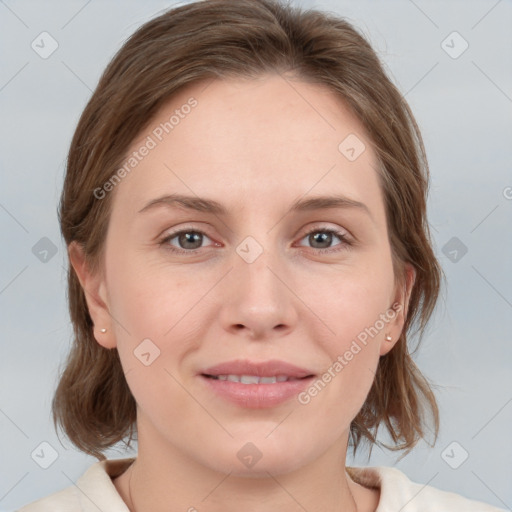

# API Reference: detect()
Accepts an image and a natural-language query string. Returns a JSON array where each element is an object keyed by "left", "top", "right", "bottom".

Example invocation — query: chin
[{"left": 201, "top": 437, "right": 317, "bottom": 477}]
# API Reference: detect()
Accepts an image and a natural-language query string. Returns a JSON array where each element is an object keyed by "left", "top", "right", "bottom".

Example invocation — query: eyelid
[
  {"left": 299, "top": 223, "right": 352, "bottom": 240},
  {"left": 294, "top": 225, "right": 353, "bottom": 252},
  {"left": 158, "top": 224, "right": 218, "bottom": 251}
]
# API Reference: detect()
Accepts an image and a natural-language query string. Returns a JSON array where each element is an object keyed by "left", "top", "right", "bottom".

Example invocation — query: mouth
[
  {"left": 201, "top": 374, "right": 314, "bottom": 384},
  {"left": 200, "top": 358, "right": 315, "bottom": 380},
  {"left": 198, "top": 360, "right": 316, "bottom": 408}
]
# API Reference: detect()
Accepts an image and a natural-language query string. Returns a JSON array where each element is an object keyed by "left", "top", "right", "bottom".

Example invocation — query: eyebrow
[{"left": 138, "top": 193, "right": 372, "bottom": 219}]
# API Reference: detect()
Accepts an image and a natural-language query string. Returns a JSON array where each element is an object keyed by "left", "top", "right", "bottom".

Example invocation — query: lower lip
[{"left": 200, "top": 375, "right": 315, "bottom": 408}]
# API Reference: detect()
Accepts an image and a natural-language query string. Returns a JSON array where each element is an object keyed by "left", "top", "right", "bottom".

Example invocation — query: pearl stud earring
[
  {"left": 385, "top": 334, "right": 392, "bottom": 342},
  {"left": 100, "top": 328, "right": 107, "bottom": 333}
]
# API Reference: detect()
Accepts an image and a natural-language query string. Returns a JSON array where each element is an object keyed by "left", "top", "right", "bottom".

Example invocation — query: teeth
[
  {"left": 240, "top": 375, "right": 260, "bottom": 384},
  {"left": 211, "top": 374, "right": 297, "bottom": 384}
]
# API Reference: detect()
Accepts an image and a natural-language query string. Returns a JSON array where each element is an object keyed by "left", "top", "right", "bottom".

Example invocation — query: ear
[
  {"left": 379, "top": 263, "right": 416, "bottom": 356},
  {"left": 68, "top": 241, "right": 117, "bottom": 349}
]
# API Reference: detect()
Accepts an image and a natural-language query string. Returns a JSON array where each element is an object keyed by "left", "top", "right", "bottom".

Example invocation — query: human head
[{"left": 54, "top": 0, "right": 441, "bottom": 462}]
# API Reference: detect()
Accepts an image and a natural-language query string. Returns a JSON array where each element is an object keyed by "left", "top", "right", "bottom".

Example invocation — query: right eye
[{"left": 159, "top": 228, "right": 218, "bottom": 254}]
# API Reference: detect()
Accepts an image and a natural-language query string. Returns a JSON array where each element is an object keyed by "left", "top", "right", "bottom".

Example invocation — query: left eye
[{"left": 297, "top": 228, "right": 351, "bottom": 253}]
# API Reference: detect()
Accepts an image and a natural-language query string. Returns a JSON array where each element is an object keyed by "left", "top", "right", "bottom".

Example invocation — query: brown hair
[{"left": 54, "top": 0, "right": 442, "bottom": 461}]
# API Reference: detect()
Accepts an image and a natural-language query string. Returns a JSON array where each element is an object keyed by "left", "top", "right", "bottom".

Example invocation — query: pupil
[
  {"left": 311, "top": 232, "right": 330, "bottom": 248},
  {"left": 180, "top": 232, "right": 202, "bottom": 249}
]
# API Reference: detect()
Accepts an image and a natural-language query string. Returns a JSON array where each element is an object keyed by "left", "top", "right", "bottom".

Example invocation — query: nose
[{"left": 218, "top": 241, "right": 298, "bottom": 340}]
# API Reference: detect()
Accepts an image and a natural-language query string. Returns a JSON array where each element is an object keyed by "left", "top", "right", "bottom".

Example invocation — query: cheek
[
  {"left": 304, "top": 257, "right": 395, "bottom": 395},
  {"left": 301, "top": 255, "right": 396, "bottom": 340},
  {"left": 104, "top": 247, "right": 215, "bottom": 382},
  {"left": 105, "top": 246, "right": 189, "bottom": 334},
  {"left": 103, "top": 253, "right": 200, "bottom": 411}
]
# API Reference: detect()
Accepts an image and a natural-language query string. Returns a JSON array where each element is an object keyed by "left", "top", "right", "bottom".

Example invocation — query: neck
[{"left": 121, "top": 422, "right": 361, "bottom": 512}]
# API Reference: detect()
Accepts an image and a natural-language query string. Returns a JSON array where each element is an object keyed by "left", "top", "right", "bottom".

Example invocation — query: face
[{"left": 72, "top": 73, "right": 413, "bottom": 476}]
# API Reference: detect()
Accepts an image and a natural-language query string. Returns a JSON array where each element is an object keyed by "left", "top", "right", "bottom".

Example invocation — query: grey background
[{"left": 1, "top": 0, "right": 511, "bottom": 510}]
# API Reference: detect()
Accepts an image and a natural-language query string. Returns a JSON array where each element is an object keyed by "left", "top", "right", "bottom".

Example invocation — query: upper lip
[{"left": 201, "top": 359, "right": 315, "bottom": 378}]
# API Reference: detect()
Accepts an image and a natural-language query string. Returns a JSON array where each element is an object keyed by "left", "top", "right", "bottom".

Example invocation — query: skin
[{"left": 70, "top": 73, "right": 415, "bottom": 512}]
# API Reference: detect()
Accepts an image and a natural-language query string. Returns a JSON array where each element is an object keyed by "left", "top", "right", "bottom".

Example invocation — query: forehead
[{"left": 113, "top": 73, "right": 384, "bottom": 221}]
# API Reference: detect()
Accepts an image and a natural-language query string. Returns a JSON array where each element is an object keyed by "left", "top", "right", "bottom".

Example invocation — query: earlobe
[
  {"left": 380, "top": 332, "right": 397, "bottom": 356},
  {"left": 68, "top": 241, "right": 117, "bottom": 349},
  {"left": 379, "top": 263, "right": 416, "bottom": 356}
]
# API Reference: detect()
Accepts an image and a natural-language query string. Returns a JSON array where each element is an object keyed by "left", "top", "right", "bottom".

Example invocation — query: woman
[{"left": 18, "top": 0, "right": 506, "bottom": 510}]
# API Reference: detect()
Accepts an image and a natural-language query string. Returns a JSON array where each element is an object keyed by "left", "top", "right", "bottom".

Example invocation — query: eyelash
[{"left": 158, "top": 226, "right": 353, "bottom": 256}]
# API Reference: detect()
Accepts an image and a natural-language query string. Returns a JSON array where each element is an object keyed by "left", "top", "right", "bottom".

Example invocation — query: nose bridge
[
  {"left": 219, "top": 225, "right": 297, "bottom": 336},
  {"left": 232, "top": 208, "right": 280, "bottom": 274},
  {"left": 234, "top": 230, "right": 285, "bottom": 302}
]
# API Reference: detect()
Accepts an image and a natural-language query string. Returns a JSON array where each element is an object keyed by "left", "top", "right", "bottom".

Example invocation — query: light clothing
[{"left": 17, "top": 457, "right": 506, "bottom": 511}]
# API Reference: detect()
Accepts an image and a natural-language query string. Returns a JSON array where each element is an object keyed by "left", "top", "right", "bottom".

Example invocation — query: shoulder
[
  {"left": 16, "top": 457, "right": 135, "bottom": 512},
  {"left": 347, "top": 465, "right": 507, "bottom": 512},
  {"left": 17, "top": 486, "right": 78, "bottom": 512}
]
